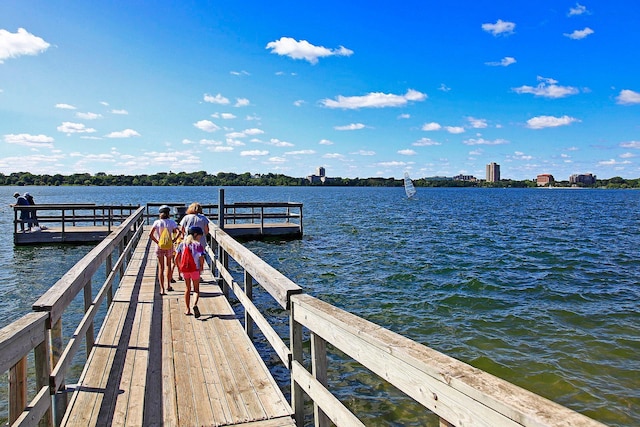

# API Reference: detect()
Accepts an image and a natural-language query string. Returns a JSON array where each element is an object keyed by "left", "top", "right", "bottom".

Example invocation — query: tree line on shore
[{"left": 2, "top": 171, "right": 639, "bottom": 189}]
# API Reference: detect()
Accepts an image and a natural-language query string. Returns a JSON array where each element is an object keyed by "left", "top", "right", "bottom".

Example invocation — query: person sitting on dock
[
  {"left": 176, "top": 226, "right": 205, "bottom": 317},
  {"left": 12, "top": 192, "right": 30, "bottom": 232},
  {"left": 150, "top": 205, "right": 180, "bottom": 295}
]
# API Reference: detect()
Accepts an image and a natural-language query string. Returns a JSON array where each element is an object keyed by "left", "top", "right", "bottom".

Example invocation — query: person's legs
[
  {"left": 165, "top": 253, "right": 173, "bottom": 290},
  {"left": 184, "top": 277, "right": 192, "bottom": 314},
  {"left": 157, "top": 254, "right": 166, "bottom": 294}
]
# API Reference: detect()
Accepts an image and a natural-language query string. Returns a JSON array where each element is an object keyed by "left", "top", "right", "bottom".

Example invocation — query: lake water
[{"left": 1, "top": 186, "right": 638, "bottom": 426}]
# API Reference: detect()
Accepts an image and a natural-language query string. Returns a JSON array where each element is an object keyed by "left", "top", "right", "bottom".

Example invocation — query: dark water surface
[{"left": 1, "top": 186, "right": 638, "bottom": 426}]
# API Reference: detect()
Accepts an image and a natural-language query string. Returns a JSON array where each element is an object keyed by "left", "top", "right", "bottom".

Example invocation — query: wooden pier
[{"left": 1, "top": 206, "right": 607, "bottom": 426}]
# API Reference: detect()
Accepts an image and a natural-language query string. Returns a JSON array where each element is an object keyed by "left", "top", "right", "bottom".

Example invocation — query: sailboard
[{"left": 404, "top": 172, "right": 417, "bottom": 199}]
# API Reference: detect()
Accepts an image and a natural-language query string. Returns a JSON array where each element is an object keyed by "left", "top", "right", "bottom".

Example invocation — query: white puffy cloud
[
  {"left": 526, "top": 115, "right": 580, "bottom": 129},
  {"left": 445, "top": 126, "right": 465, "bottom": 134},
  {"left": 481, "top": 19, "right": 516, "bottom": 36},
  {"left": 240, "top": 150, "right": 269, "bottom": 156},
  {"left": 285, "top": 150, "right": 316, "bottom": 155},
  {"left": 351, "top": 150, "right": 375, "bottom": 156},
  {"left": 57, "top": 122, "right": 97, "bottom": 134},
  {"left": 235, "top": 98, "right": 250, "bottom": 107},
  {"left": 598, "top": 159, "right": 631, "bottom": 166},
  {"left": 322, "top": 89, "right": 426, "bottom": 109},
  {"left": 0, "top": 28, "right": 50, "bottom": 63},
  {"left": 377, "top": 161, "right": 409, "bottom": 167},
  {"left": 616, "top": 90, "right": 640, "bottom": 105},
  {"left": 413, "top": 138, "right": 441, "bottom": 146},
  {"left": 266, "top": 37, "right": 353, "bottom": 64},
  {"left": 422, "top": 122, "right": 442, "bottom": 131},
  {"left": 398, "top": 149, "right": 417, "bottom": 156},
  {"left": 564, "top": 27, "right": 594, "bottom": 40},
  {"left": 4, "top": 133, "right": 54, "bottom": 147},
  {"left": 204, "top": 93, "right": 230, "bottom": 104},
  {"left": 323, "top": 153, "right": 345, "bottom": 159},
  {"left": 513, "top": 76, "right": 579, "bottom": 98},
  {"left": 485, "top": 56, "right": 516, "bottom": 67},
  {"left": 55, "top": 103, "right": 77, "bottom": 110},
  {"left": 210, "top": 146, "right": 234, "bottom": 152},
  {"left": 319, "top": 139, "right": 334, "bottom": 145},
  {"left": 75, "top": 112, "right": 102, "bottom": 120},
  {"left": 334, "top": 123, "right": 366, "bottom": 131},
  {"left": 463, "top": 138, "right": 509, "bottom": 146},
  {"left": 106, "top": 129, "right": 141, "bottom": 138},
  {"left": 212, "top": 113, "right": 236, "bottom": 119},
  {"left": 568, "top": 3, "right": 589, "bottom": 16},
  {"left": 467, "top": 117, "right": 488, "bottom": 128},
  {"left": 194, "top": 120, "right": 221, "bottom": 132},
  {"left": 268, "top": 138, "right": 294, "bottom": 147},
  {"left": 111, "top": 109, "right": 129, "bottom": 115},
  {"left": 620, "top": 141, "right": 640, "bottom": 148}
]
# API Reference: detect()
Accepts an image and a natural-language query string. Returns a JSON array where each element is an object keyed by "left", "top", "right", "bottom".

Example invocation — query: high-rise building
[
  {"left": 317, "top": 166, "right": 325, "bottom": 177},
  {"left": 486, "top": 162, "right": 500, "bottom": 182}
]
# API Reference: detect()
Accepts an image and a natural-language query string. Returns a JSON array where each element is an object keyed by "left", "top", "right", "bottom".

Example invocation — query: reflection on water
[{"left": 0, "top": 186, "right": 638, "bottom": 426}]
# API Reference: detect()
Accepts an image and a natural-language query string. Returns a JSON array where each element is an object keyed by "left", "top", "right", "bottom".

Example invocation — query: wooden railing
[
  {"left": 206, "top": 222, "right": 606, "bottom": 427},
  {"left": 11, "top": 204, "right": 139, "bottom": 234},
  {"left": 0, "top": 206, "right": 145, "bottom": 426}
]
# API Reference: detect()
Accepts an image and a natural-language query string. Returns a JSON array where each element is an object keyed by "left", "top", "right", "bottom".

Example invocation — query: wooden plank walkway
[{"left": 61, "top": 229, "right": 295, "bottom": 426}]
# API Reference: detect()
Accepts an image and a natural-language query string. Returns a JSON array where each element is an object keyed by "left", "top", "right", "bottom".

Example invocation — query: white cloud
[
  {"left": 422, "top": 122, "right": 442, "bottom": 131},
  {"left": 111, "top": 109, "right": 129, "bottom": 115},
  {"left": 513, "top": 76, "right": 579, "bottom": 98},
  {"left": 467, "top": 117, "right": 488, "bottom": 128},
  {"left": 438, "top": 83, "right": 451, "bottom": 92},
  {"left": 351, "top": 150, "right": 375, "bottom": 156},
  {"left": 0, "top": 28, "right": 50, "bottom": 63},
  {"left": 398, "top": 113, "right": 410, "bottom": 119},
  {"left": 321, "top": 89, "right": 426, "bottom": 109},
  {"left": 598, "top": 159, "right": 631, "bottom": 166},
  {"left": 293, "top": 100, "right": 305, "bottom": 107},
  {"left": 510, "top": 151, "right": 533, "bottom": 160},
  {"left": 268, "top": 138, "right": 294, "bottom": 147},
  {"left": 620, "top": 141, "right": 640, "bottom": 148},
  {"left": 194, "top": 120, "right": 221, "bottom": 132},
  {"left": 285, "top": 150, "right": 316, "bottom": 155},
  {"left": 319, "top": 139, "right": 334, "bottom": 145},
  {"left": 230, "top": 70, "right": 250, "bottom": 76},
  {"left": 568, "top": 3, "right": 589, "bottom": 16},
  {"left": 485, "top": 56, "right": 516, "bottom": 67},
  {"left": 235, "top": 98, "right": 250, "bottom": 107},
  {"left": 616, "top": 89, "right": 640, "bottom": 105},
  {"left": 210, "top": 146, "right": 234, "bottom": 152},
  {"left": 323, "top": 153, "right": 345, "bottom": 159},
  {"left": 266, "top": 37, "right": 353, "bottom": 64},
  {"left": 57, "top": 122, "right": 97, "bottom": 134},
  {"left": 106, "top": 129, "right": 140, "bottom": 138},
  {"left": 413, "top": 137, "right": 441, "bottom": 146},
  {"left": 377, "top": 161, "right": 408, "bottom": 167},
  {"left": 226, "top": 128, "right": 264, "bottom": 139},
  {"left": 526, "top": 115, "right": 580, "bottom": 129},
  {"left": 620, "top": 152, "right": 635, "bottom": 158},
  {"left": 240, "top": 150, "right": 269, "bottom": 156},
  {"left": 463, "top": 138, "right": 509, "bottom": 146},
  {"left": 445, "top": 126, "right": 465, "bottom": 134},
  {"left": 55, "top": 103, "right": 77, "bottom": 110},
  {"left": 4, "top": 133, "right": 54, "bottom": 147},
  {"left": 204, "top": 93, "right": 230, "bottom": 104},
  {"left": 398, "top": 149, "right": 417, "bottom": 156},
  {"left": 481, "top": 19, "right": 516, "bottom": 36},
  {"left": 75, "top": 112, "right": 102, "bottom": 120},
  {"left": 564, "top": 27, "right": 594, "bottom": 40},
  {"left": 335, "top": 123, "right": 366, "bottom": 131}
]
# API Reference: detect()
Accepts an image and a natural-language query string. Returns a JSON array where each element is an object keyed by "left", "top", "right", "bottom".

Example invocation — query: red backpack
[{"left": 179, "top": 245, "right": 197, "bottom": 273}]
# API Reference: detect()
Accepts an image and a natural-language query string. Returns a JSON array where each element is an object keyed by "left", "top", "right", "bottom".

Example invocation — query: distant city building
[
  {"left": 486, "top": 162, "right": 500, "bottom": 182},
  {"left": 307, "top": 166, "right": 329, "bottom": 184},
  {"left": 536, "top": 174, "right": 555, "bottom": 186},
  {"left": 453, "top": 174, "right": 477, "bottom": 182},
  {"left": 425, "top": 176, "right": 453, "bottom": 181},
  {"left": 570, "top": 173, "right": 596, "bottom": 186}
]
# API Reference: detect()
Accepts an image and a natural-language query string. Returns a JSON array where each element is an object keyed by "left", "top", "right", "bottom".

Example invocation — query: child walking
[{"left": 176, "top": 226, "right": 205, "bottom": 317}]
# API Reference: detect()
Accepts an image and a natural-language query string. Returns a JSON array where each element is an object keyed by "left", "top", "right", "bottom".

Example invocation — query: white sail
[{"left": 404, "top": 172, "right": 416, "bottom": 199}]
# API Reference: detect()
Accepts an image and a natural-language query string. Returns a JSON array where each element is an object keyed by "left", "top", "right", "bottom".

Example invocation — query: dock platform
[{"left": 62, "top": 230, "right": 294, "bottom": 426}]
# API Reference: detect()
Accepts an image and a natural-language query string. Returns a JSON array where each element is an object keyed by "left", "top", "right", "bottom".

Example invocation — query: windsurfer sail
[{"left": 404, "top": 172, "right": 416, "bottom": 199}]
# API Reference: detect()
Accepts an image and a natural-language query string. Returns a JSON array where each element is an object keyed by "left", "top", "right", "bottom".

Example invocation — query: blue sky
[{"left": 1, "top": 1, "right": 639, "bottom": 180}]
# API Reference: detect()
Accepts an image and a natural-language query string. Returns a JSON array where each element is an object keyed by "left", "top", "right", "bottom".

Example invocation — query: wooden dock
[
  {"left": 2, "top": 205, "right": 608, "bottom": 427},
  {"left": 62, "top": 229, "right": 294, "bottom": 426}
]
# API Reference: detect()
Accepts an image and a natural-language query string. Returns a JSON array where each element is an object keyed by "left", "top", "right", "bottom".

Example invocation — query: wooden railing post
[
  {"left": 35, "top": 332, "right": 53, "bottom": 427},
  {"left": 106, "top": 254, "right": 114, "bottom": 304},
  {"left": 218, "top": 188, "right": 225, "bottom": 229},
  {"left": 290, "top": 303, "right": 304, "bottom": 426},
  {"left": 260, "top": 206, "right": 264, "bottom": 235},
  {"left": 222, "top": 250, "right": 229, "bottom": 297},
  {"left": 9, "top": 356, "right": 27, "bottom": 424},
  {"left": 83, "top": 279, "right": 95, "bottom": 354},
  {"left": 51, "top": 318, "right": 67, "bottom": 426},
  {"left": 311, "top": 333, "right": 330, "bottom": 427},
  {"left": 244, "top": 271, "right": 254, "bottom": 339}
]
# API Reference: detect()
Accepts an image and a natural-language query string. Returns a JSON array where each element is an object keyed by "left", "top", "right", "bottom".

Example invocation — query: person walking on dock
[
  {"left": 150, "top": 205, "right": 180, "bottom": 295},
  {"left": 176, "top": 226, "right": 205, "bottom": 317},
  {"left": 179, "top": 202, "right": 209, "bottom": 247}
]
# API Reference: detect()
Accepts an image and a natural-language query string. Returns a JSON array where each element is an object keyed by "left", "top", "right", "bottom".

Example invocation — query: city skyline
[{"left": 1, "top": 1, "right": 639, "bottom": 180}]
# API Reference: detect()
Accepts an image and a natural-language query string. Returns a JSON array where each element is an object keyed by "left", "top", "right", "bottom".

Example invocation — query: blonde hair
[
  {"left": 186, "top": 202, "right": 203, "bottom": 215},
  {"left": 183, "top": 234, "right": 196, "bottom": 245}
]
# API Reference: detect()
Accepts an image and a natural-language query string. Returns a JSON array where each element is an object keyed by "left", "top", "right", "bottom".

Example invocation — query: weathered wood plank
[{"left": 0, "top": 312, "right": 48, "bottom": 374}]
